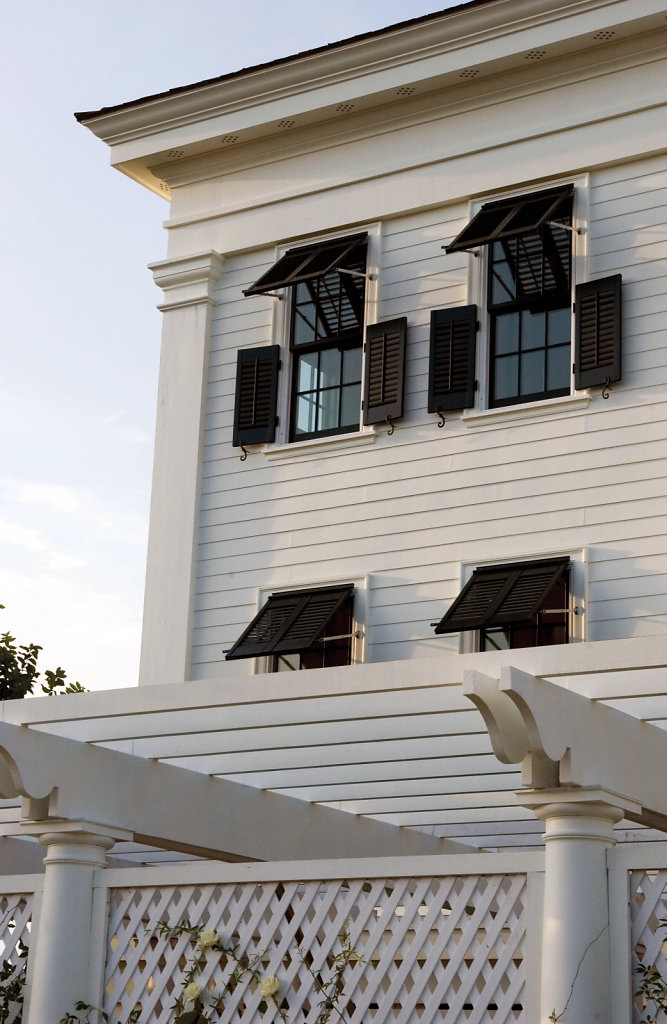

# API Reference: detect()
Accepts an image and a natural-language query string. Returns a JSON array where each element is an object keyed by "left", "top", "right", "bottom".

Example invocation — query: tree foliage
[{"left": 0, "top": 605, "right": 85, "bottom": 699}]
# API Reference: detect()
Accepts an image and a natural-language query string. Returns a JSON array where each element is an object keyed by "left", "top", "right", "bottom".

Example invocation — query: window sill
[
  {"left": 461, "top": 392, "right": 592, "bottom": 429},
  {"left": 263, "top": 429, "right": 377, "bottom": 462}
]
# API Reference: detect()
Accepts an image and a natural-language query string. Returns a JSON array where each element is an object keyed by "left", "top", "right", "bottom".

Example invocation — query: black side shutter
[
  {"left": 232, "top": 346, "right": 280, "bottom": 447},
  {"left": 574, "top": 275, "right": 622, "bottom": 390},
  {"left": 428, "top": 305, "right": 477, "bottom": 412},
  {"left": 362, "top": 317, "right": 407, "bottom": 426}
]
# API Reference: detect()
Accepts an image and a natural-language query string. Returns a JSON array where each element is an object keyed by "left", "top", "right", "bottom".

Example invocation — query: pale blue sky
[{"left": 1, "top": 1, "right": 455, "bottom": 690}]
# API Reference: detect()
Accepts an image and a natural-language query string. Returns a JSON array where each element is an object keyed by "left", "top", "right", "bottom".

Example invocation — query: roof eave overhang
[{"left": 77, "top": 0, "right": 665, "bottom": 198}]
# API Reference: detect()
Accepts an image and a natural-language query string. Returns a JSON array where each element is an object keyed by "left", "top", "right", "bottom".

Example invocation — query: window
[
  {"left": 225, "top": 584, "right": 355, "bottom": 671},
  {"left": 433, "top": 185, "right": 623, "bottom": 414},
  {"left": 434, "top": 557, "right": 571, "bottom": 650},
  {"left": 236, "top": 233, "right": 407, "bottom": 447}
]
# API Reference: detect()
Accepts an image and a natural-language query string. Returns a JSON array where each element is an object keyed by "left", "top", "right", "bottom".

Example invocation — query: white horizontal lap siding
[{"left": 193, "top": 165, "right": 667, "bottom": 677}]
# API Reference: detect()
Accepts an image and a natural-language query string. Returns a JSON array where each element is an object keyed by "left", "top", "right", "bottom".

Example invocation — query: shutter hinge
[
  {"left": 475, "top": 321, "right": 480, "bottom": 332},
  {"left": 474, "top": 380, "right": 479, "bottom": 392},
  {"left": 572, "top": 363, "right": 575, "bottom": 375},
  {"left": 572, "top": 302, "right": 576, "bottom": 313}
]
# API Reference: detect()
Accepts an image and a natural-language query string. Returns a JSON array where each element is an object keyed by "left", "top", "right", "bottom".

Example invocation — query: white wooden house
[{"left": 2, "top": 1, "right": 667, "bottom": 1021}]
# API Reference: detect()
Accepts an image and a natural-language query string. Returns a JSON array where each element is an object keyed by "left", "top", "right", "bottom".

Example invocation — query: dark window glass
[{"left": 290, "top": 244, "right": 366, "bottom": 440}]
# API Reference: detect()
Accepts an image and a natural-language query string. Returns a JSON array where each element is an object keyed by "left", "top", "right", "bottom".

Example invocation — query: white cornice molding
[
  {"left": 149, "top": 250, "right": 224, "bottom": 308},
  {"left": 81, "top": 0, "right": 666, "bottom": 159}
]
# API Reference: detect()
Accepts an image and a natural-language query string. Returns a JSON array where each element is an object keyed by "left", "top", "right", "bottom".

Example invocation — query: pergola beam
[{"left": 0, "top": 721, "right": 469, "bottom": 860}]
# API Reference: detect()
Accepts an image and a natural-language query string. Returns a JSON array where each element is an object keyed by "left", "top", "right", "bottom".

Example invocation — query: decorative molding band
[{"left": 149, "top": 250, "right": 225, "bottom": 308}]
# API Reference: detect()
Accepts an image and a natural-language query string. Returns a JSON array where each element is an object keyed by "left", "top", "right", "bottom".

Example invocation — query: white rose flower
[
  {"left": 183, "top": 981, "right": 202, "bottom": 1003},
  {"left": 260, "top": 974, "right": 281, "bottom": 998},
  {"left": 196, "top": 928, "right": 219, "bottom": 950}
]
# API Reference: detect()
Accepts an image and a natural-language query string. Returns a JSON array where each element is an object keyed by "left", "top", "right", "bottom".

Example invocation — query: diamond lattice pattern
[
  {"left": 0, "top": 893, "right": 32, "bottom": 1024},
  {"left": 630, "top": 869, "right": 667, "bottom": 1022},
  {"left": 104, "top": 874, "right": 527, "bottom": 1023}
]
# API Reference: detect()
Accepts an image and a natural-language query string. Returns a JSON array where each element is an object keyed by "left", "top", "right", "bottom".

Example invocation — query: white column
[
  {"left": 25, "top": 823, "right": 117, "bottom": 1024},
  {"left": 522, "top": 792, "right": 625, "bottom": 1024},
  {"left": 139, "top": 250, "right": 224, "bottom": 687}
]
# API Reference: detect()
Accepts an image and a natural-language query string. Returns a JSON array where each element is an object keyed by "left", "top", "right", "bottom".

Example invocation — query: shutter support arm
[{"left": 338, "top": 268, "right": 376, "bottom": 282}]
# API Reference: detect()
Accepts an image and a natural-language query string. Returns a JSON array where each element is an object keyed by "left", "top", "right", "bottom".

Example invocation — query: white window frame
[
  {"left": 463, "top": 174, "right": 590, "bottom": 419},
  {"left": 263, "top": 224, "right": 381, "bottom": 453},
  {"left": 254, "top": 574, "right": 369, "bottom": 674},
  {"left": 457, "top": 547, "right": 587, "bottom": 654}
]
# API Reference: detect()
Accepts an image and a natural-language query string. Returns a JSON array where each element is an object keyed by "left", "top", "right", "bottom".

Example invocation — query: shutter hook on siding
[
  {"left": 436, "top": 408, "right": 446, "bottom": 428},
  {"left": 601, "top": 377, "right": 611, "bottom": 400},
  {"left": 239, "top": 445, "right": 249, "bottom": 461},
  {"left": 386, "top": 415, "right": 395, "bottom": 436}
]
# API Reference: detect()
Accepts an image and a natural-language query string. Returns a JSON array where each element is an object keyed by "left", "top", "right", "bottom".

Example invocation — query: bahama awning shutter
[
  {"left": 428, "top": 305, "right": 477, "bottom": 412},
  {"left": 445, "top": 185, "right": 574, "bottom": 254},
  {"left": 574, "top": 275, "right": 622, "bottom": 389},
  {"left": 434, "top": 557, "right": 570, "bottom": 634},
  {"left": 362, "top": 317, "right": 407, "bottom": 426},
  {"left": 243, "top": 233, "right": 368, "bottom": 296},
  {"left": 225, "top": 585, "right": 353, "bottom": 660},
  {"left": 232, "top": 346, "right": 280, "bottom": 447}
]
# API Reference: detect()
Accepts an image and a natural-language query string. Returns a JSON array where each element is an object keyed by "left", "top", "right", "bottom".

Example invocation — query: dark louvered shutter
[
  {"left": 225, "top": 585, "right": 353, "bottom": 660},
  {"left": 574, "top": 275, "right": 622, "bottom": 390},
  {"left": 434, "top": 557, "right": 569, "bottom": 634},
  {"left": 362, "top": 318, "right": 407, "bottom": 425},
  {"left": 232, "top": 346, "right": 280, "bottom": 447},
  {"left": 428, "top": 305, "right": 477, "bottom": 412}
]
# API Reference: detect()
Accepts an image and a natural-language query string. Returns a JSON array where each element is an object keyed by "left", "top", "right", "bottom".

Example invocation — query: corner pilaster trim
[{"left": 149, "top": 250, "right": 225, "bottom": 309}]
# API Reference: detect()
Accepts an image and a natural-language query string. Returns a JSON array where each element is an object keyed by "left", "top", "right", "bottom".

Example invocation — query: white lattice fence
[
  {"left": 104, "top": 871, "right": 528, "bottom": 1024},
  {"left": 0, "top": 892, "right": 33, "bottom": 1024},
  {"left": 630, "top": 868, "right": 667, "bottom": 1023}
]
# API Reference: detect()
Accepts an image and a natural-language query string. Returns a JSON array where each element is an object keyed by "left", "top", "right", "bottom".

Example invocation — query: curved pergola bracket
[{"left": 463, "top": 665, "right": 667, "bottom": 831}]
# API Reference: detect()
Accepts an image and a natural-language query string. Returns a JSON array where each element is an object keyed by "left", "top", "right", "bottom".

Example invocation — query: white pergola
[{"left": 2, "top": 635, "right": 666, "bottom": 1022}]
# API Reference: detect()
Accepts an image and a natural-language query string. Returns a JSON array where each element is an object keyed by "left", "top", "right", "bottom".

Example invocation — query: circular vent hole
[
  {"left": 459, "top": 68, "right": 480, "bottom": 79},
  {"left": 395, "top": 85, "right": 416, "bottom": 96},
  {"left": 593, "top": 29, "right": 615, "bottom": 40},
  {"left": 277, "top": 119, "right": 296, "bottom": 129},
  {"left": 336, "top": 102, "right": 355, "bottom": 113},
  {"left": 525, "top": 49, "right": 547, "bottom": 60},
  {"left": 220, "top": 134, "right": 239, "bottom": 144},
  {"left": 167, "top": 149, "right": 185, "bottom": 159}
]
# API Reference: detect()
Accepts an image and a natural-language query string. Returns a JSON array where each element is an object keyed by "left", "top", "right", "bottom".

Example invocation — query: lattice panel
[
  {"left": 104, "top": 874, "right": 527, "bottom": 1023},
  {"left": 630, "top": 869, "right": 667, "bottom": 1022},
  {"left": 0, "top": 893, "right": 33, "bottom": 1024}
]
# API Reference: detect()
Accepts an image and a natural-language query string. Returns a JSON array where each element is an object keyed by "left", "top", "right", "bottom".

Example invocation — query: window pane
[
  {"left": 319, "top": 347, "right": 341, "bottom": 388},
  {"left": 491, "top": 260, "right": 516, "bottom": 304},
  {"left": 342, "top": 346, "right": 362, "bottom": 384},
  {"left": 297, "top": 351, "right": 319, "bottom": 391},
  {"left": 520, "top": 349, "right": 545, "bottom": 395},
  {"left": 547, "top": 344, "right": 571, "bottom": 392},
  {"left": 340, "top": 383, "right": 361, "bottom": 429},
  {"left": 320, "top": 388, "right": 340, "bottom": 432},
  {"left": 483, "top": 628, "right": 510, "bottom": 651},
  {"left": 294, "top": 394, "right": 318, "bottom": 436},
  {"left": 548, "top": 306, "right": 571, "bottom": 345},
  {"left": 495, "top": 313, "right": 519, "bottom": 354},
  {"left": 521, "top": 310, "right": 546, "bottom": 350},
  {"left": 494, "top": 354, "right": 518, "bottom": 401},
  {"left": 293, "top": 304, "right": 318, "bottom": 345}
]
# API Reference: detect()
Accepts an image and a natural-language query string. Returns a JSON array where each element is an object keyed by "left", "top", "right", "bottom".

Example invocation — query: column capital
[
  {"left": 21, "top": 818, "right": 131, "bottom": 851},
  {"left": 518, "top": 785, "right": 639, "bottom": 823},
  {"left": 149, "top": 250, "right": 225, "bottom": 309}
]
